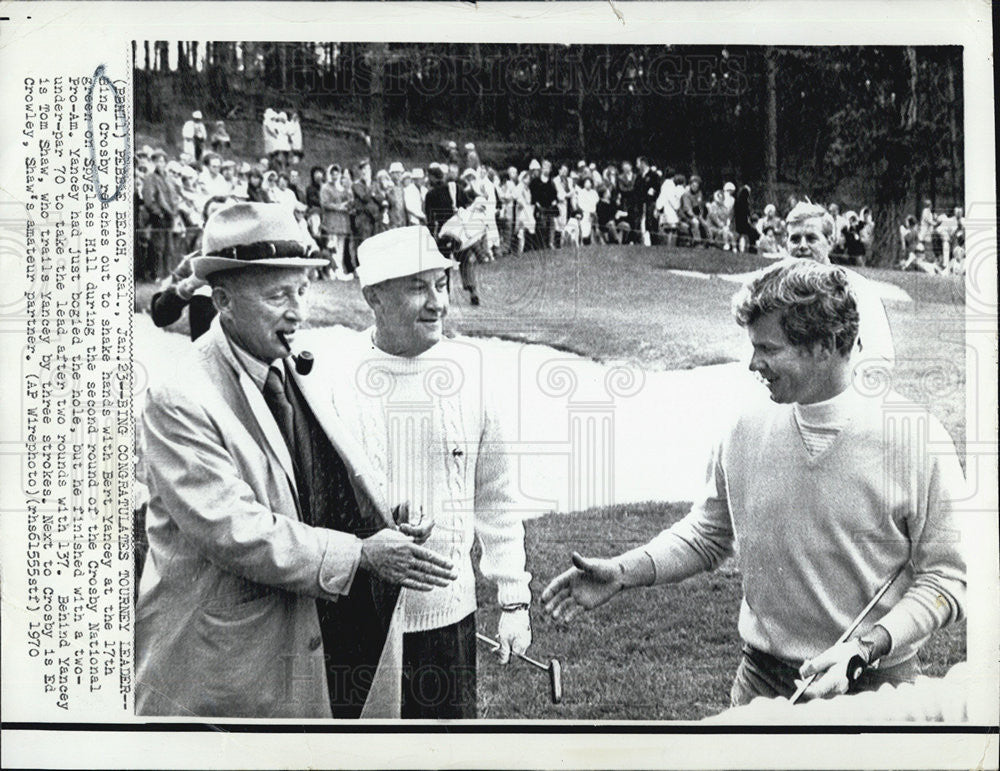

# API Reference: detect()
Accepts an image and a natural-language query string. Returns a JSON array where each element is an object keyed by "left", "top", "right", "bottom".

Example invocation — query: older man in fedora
[
  {"left": 136, "top": 203, "right": 457, "bottom": 719},
  {"left": 302, "top": 226, "right": 532, "bottom": 718}
]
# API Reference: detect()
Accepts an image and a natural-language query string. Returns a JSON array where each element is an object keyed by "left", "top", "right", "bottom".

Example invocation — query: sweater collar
[{"left": 793, "top": 385, "right": 861, "bottom": 427}]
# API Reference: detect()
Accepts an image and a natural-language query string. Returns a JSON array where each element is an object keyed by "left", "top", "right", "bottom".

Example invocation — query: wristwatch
[{"left": 501, "top": 603, "right": 530, "bottom": 613}]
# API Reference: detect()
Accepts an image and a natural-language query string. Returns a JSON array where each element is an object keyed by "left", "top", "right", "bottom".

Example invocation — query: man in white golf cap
[
  {"left": 314, "top": 225, "right": 532, "bottom": 718},
  {"left": 136, "top": 203, "right": 456, "bottom": 719},
  {"left": 543, "top": 259, "right": 965, "bottom": 707}
]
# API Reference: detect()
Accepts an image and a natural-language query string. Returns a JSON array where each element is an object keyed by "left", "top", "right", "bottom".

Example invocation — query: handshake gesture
[
  {"left": 541, "top": 552, "right": 626, "bottom": 622},
  {"left": 360, "top": 502, "right": 458, "bottom": 591}
]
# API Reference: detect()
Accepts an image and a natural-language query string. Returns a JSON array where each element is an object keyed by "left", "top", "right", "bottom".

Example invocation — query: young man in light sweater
[
  {"left": 542, "top": 259, "right": 966, "bottom": 706},
  {"left": 322, "top": 225, "right": 533, "bottom": 718}
]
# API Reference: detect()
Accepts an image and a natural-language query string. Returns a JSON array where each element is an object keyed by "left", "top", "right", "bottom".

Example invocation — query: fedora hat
[{"left": 191, "top": 202, "right": 328, "bottom": 279}]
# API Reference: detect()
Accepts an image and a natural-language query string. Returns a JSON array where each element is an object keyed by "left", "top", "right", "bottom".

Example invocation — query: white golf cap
[
  {"left": 388, "top": 161, "right": 405, "bottom": 174},
  {"left": 355, "top": 226, "right": 458, "bottom": 288},
  {"left": 528, "top": 158, "right": 541, "bottom": 170},
  {"left": 411, "top": 167, "right": 425, "bottom": 179},
  {"left": 723, "top": 181, "right": 736, "bottom": 192},
  {"left": 192, "top": 110, "right": 203, "bottom": 119},
  {"left": 464, "top": 142, "right": 476, "bottom": 151}
]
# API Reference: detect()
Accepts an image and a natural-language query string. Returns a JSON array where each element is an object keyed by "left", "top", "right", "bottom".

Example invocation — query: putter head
[{"left": 549, "top": 658, "right": 562, "bottom": 704}]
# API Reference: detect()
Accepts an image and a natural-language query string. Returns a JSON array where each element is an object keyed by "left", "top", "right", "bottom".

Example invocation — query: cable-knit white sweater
[{"left": 315, "top": 326, "right": 531, "bottom": 633}]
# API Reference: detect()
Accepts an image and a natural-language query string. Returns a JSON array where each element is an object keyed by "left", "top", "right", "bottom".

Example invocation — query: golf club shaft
[
  {"left": 789, "top": 565, "right": 906, "bottom": 705},
  {"left": 475, "top": 632, "right": 548, "bottom": 671}
]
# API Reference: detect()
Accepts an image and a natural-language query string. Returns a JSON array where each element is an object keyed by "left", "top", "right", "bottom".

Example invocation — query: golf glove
[
  {"left": 497, "top": 608, "right": 531, "bottom": 665},
  {"left": 798, "top": 638, "right": 876, "bottom": 700}
]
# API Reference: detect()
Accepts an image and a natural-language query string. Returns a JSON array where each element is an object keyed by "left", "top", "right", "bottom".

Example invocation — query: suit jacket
[
  {"left": 424, "top": 184, "right": 455, "bottom": 238},
  {"left": 142, "top": 170, "right": 177, "bottom": 220},
  {"left": 135, "top": 318, "right": 403, "bottom": 718}
]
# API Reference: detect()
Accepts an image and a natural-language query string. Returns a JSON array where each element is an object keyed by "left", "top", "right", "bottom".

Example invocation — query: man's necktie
[{"left": 262, "top": 364, "right": 296, "bottom": 454}]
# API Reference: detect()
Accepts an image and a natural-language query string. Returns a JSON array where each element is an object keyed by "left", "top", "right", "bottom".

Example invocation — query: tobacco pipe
[{"left": 277, "top": 331, "right": 313, "bottom": 375}]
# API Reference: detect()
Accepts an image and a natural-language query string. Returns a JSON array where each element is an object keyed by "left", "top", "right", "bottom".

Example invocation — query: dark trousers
[
  {"left": 730, "top": 643, "right": 922, "bottom": 707},
  {"left": 147, "top": 214, "right": 174, "bottom": 279},
  {"left": 402, "top": 612, "right": 477, "bottom": 719},
  {"left": 457, "top": 244, "right": 479, "bottom": 295}
]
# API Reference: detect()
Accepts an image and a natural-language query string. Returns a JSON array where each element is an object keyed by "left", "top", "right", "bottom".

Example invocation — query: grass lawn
[{"left": 136, "top": 243, "right": 967, "bottom": 719}]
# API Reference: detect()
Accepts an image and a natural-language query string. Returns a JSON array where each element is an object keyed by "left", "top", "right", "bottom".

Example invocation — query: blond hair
[{"left": 786, "top": 202, "right": 835, "bottom": 239}]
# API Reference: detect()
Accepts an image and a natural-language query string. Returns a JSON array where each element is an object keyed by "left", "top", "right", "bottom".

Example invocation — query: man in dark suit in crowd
[
  {"left": 637, "top": 156, "right": 662, "bottom": 243},
  {"left": 529, "top": 159, "right": 558, "bottom": 250},
  {"left": 423, "top": 165, "right": 456, "bottom": 239}
]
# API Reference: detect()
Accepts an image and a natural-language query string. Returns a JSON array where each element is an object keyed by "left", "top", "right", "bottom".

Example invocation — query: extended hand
[
  {"left": 796, "top": 640, "right": 870, "bottom": 701},
  {"left": 496, "top": 608, "right": 531, "bottom": 665},
  {"left": 360, "top": 528, "right": 456, "bottom": 591},
  {"left": 540, "top": 552, "right": 623, "bottom": 622}
]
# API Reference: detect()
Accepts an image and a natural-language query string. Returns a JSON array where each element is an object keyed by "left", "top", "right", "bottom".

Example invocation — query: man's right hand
[
  {"left": 360, "top": 529, "right": 457, "bottom": 591},
  {"left": 540, "top": 551, "right": 624, "bottom": 622},
  {"left": 175, "top": 274, "right": 206, "bottom": 301}
]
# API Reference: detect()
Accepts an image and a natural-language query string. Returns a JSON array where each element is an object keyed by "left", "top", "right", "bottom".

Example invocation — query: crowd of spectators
[
  {"left": 136, "top": 110, "right": 958, "bottom": 287},
  {"left": 898, "top": 200, "right": 966, "bottom": 275}
]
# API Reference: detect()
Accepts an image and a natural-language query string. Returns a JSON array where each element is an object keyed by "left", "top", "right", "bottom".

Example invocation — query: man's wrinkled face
[
  {"left": 787, "top": 217, "right": 832, "bottom": 263},
  {"left": 747, "top": 311, "right": 830, "bottom": 405},
  {"left": 215, "top": 268, "right": 311, "bottom": 363},
  {"left": 368, "top": 269, "right": 449, "bottom": 358}
]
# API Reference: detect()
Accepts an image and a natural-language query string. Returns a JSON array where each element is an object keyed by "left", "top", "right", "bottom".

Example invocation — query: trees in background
[{"left": 133, "top": 42, "right": 964, "bottom": 264}]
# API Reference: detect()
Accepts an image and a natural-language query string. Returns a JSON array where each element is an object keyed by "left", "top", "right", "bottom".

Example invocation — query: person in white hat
[
  {"left": 136, "top": 203, "right": 457, "bottom": 720},
  {"left": 318, "top": 226, "right": 532, "bottom": 718},
  {"left": 181, "top": 110, "right": 208, "bottom": 161}
]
